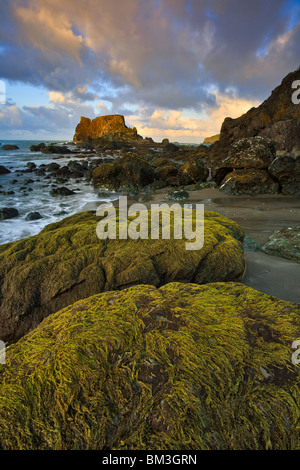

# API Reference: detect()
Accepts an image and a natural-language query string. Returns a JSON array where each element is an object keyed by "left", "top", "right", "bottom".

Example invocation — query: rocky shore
[{"left": 0, "top": 69, "right": 300, "bottom": 450}]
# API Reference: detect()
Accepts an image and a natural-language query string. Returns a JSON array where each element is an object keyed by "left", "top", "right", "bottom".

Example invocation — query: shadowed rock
[
  {"left": 220, "top": 169, "right": 279, "bottom": 195},
  {"left": 208, "top": 68, "right": 300, "bottom": 160}
]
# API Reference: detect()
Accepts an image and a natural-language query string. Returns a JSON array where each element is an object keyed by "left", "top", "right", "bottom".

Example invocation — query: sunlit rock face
[{"left": 73, "top": 114, "right": 139, "bottom": 143}]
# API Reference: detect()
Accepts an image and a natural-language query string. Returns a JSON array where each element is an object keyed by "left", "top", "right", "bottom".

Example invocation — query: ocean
[{"left": 0, "top": 140, "right": 117, "bottom": 245}]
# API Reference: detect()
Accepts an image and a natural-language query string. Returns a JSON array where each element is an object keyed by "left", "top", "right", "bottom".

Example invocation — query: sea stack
[{"left": 73, "top": 114, "right": 139, "bottom": 143}]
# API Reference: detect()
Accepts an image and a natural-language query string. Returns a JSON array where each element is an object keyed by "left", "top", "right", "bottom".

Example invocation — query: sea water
[{"left": 0, "top": 140, "right": 118, "bottom": 245}]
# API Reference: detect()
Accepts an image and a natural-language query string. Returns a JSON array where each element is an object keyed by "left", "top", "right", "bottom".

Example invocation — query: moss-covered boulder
[
  {"left": 0, "top": 282, "right": 299, "bottom": 450},
  {"left": 262, "top": 226, "right": 300, "bottom": 263},
  {"left": 0, "top": 210, "right": 245, "bottom": 343}
]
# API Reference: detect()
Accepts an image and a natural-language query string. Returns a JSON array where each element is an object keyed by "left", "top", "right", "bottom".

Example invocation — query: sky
[{"left": 0, "top": 0, "right": 300, "bottom": 143}]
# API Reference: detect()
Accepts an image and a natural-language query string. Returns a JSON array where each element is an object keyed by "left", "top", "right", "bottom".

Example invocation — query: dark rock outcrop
[
  {"left": 220, "top": 169, "right": 279, "bottom": 196},
  {"left": 50, "top": 187, "right": 75, "bottom": 197},
  {"left": 25, "top": 212, "right": 43, "bottom": 221},
  {"left": 209, "top": 69, "right": 300, "bottom": 159},
  {"left": 1, "top": 145, "right": 19, "bottom": 151},
  {"left": 41, "top": 145, "right": 71, "bottom": 155},
  {"left": 221, "top": 137, "right": 276, "bottom": 169},
  {"left": 30, "top": 143, "right": 46, "bottom": 152},
  {"left": 210, "top": 136, "right": 279, "bottom": 194},
  {"left": 178, "top": 156, "right": 209, "bottom": 185},
  {"left": 93, "top": 154, "right": 155, "bottom": 191},
  {"left": 0, "top": 166, "right": 10, "bottom": 175},
  {"left": 268, "top": 155, "right": 300, "bottom": 197},
  {"left": 0, "top": 208, "right": 19, "bottom": 220}
]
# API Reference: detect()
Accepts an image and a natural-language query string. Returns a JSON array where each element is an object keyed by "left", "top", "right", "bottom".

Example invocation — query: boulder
[
  {"left": 1, "top": 144, "right": 19, "bottom": 151},
  {"left": 223, "top": 137, "right": 276, "bottom": 169},
  {"left": 26, "top": 162, "right": 36, "bottom": 170},
  {"left": 30, "top": 143, "right": 46, "bottom": 152},
  {"left": 154, "top": 162, "right": 179, "bottom": 185},
  {"left": 0, "top": 282, "right": 299, "bottom": 450},
  {"left": 25, "top": 212, "right": 43, "bottom": 221},
  {"left": 93, "top": 154, "right": 154, "bottom": 191},
  {"left": 46, "top": 163, "right": 60, "bottom": 173},
  {"left": 41, "top": 145, "right": 71, "bottom": 155},
  {"left": 50, "top": 187, "right": 75, "bottom": 197},
  {"left": 0, "top": 208, "right": 19, "bottom": 220},
  {"left": 210, "top": 136, "right": 277, "bottom": 187},
  {"left": 163, "top": 142, "right": 179, "bottom": 153},
  {"left": 220, "top": 169, "right": 279, "bottom": 195},
  {"left": 165, "top": 189, "right": 189, "bottom": 201},
  {"left": 262, "top": 226, "right": 300, "bottom": 263},
  {"left": 0, "top": 210, "right": 245, "bottom": 343},
  {"left": 178, "top": 156, "right": 209, "bottom": 185},
  {"left": 0, "top": 166, "right": 10, "bottom": 175}
]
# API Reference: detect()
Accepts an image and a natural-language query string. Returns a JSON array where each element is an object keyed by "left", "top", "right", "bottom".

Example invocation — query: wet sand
[{"left": 84, "top": 187, "right": 300, "bottom": 303}]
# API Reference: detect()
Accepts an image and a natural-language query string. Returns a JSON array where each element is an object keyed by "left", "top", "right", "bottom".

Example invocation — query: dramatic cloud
[{"left": 0, "top": 0, "right": 299, "bottom": 141}]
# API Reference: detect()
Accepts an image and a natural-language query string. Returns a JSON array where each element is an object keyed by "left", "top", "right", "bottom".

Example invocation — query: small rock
[
  {"left": 50, "top": 187, "right": 75, "bottom": 197},
  {"left": 25, "top": 212, "right": 43, "bottom": 221},
  {"left": 0, "top": 166, "right": 11, "bottom": 175},
  {"left": 0, "top": 208, "right": 19, "bottom": 220},
  {"left": 165, "top": 190, "right": 189, "bottom": 201},
  {"left": 1, "top": 145, "right": 19, "bottom": 151}
]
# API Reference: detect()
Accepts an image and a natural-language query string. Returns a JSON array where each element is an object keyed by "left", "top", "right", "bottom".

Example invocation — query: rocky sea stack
[{"left": 73, "top": 114, "right": 140, "bottom": 144}]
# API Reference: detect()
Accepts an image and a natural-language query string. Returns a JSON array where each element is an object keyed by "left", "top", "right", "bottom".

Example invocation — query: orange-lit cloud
[
  {"left": 0, "top": 0, "right": 299, "bottom": 140},
  {"left": 127, "top": 91, "right": 260, "bottom": 142}
]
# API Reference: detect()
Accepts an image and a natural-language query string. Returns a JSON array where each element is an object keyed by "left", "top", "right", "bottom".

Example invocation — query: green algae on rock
[
  {"left": 0, "top": 210, "right": 245, "bottom": 343},
  {"left": 0, "top": 281, "right": 299, "bottom": 450},
  {"left": 262, "top": 226, "right": 300, "bottom": 263}
]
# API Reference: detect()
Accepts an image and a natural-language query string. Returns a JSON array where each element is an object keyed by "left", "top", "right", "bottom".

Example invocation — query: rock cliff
[{"left": 210, "top": 68, "right": 300, "bottom": 156}]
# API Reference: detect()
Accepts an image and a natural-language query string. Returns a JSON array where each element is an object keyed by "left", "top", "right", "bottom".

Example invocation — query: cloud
[
  {"left": 0, "top": 0, "right": 299, "bottom": 140},
  {"left": 126, "top": 90, "right": 260, "bottom": 142}
]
